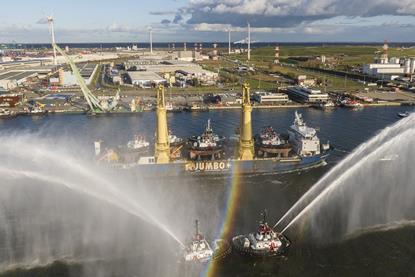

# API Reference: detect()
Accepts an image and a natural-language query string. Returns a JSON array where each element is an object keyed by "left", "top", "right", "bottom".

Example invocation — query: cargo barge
[{"left": 95, "top": 84, "right": 329, "bottom": 177}]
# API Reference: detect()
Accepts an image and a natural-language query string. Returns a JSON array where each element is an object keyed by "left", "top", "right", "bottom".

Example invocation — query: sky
[{"left": 1, "top": 0, "right": 415, "bottom": 43}]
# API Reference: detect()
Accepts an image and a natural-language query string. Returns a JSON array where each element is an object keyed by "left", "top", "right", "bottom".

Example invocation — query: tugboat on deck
[
  {"left": 255, "top": 126, "right": 292, "bottom": 158},
  {"left": 232, "top": 211, "right": 290, "bottom": 257},
  {"left": 183, "top": 220, "right": 231, "bottom": 263},
  {"left": 119, "top": 134, "right": 150, "bottom": 154},
  {"left": 188, "top": 119, "right": 226, "bottom": 161}
]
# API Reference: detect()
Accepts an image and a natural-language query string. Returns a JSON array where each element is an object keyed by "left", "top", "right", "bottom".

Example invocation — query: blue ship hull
[{"left": 121, "top": 154, "right": 327, "bottom": 178}]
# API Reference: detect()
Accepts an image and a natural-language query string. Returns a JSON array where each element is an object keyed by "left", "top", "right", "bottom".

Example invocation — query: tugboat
[
  {"left": 96, "top": 134, "right": 151, "bottom": 164},
  {"left": 183, "top": 220, "right": 231, "bottom": 263},
  {"left": 188, "top": 119, "right": 226, "bottom": 161},
  {"left": 255, "top": 126, "right": 292, "bottom": 158},
  {"left": 124, "top": 134, "right": 150, "bottom": 153},
  {"left": 232, "top": 211, "right": 290, "bottom": 257},
  {"left": 169, "top": 131, "right": 184, "bottom": 147}
]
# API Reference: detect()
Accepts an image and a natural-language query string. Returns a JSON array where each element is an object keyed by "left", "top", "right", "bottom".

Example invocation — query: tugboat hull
[{"left": 231, "top": 235, "right": 290, "bottom": 257}]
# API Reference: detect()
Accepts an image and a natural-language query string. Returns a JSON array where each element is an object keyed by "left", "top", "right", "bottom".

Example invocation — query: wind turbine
[
  {"left": 247, "top": 22, "right": 251, "bottom": 61},
  {"left": 227, "top": 27, "right": 232, "bottom": 55},
  {"left": 148, "top": 26, "right": 153, "bottom": 54},
  {"left": 47, "top": 16, "right": 57, "bottom": 65}
]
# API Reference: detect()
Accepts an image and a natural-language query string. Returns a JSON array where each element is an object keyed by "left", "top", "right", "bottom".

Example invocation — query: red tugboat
[
  {"left": 183, "top": 220, "right": 231, "bottom": 263},
  {"left": 232, "top": 211, "right": 290, "bottom": 257},
  {"left": 254, "top": 126, "right": 292, "bottom": 158}
]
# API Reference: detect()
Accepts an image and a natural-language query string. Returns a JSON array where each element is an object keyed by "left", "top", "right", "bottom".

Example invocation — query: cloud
[
  {"left": 173, "top": 14, "right": 184, "bottom": 24},
  {"left": 161, "top": 19, "right": 172, "bottom": 25},
  {"left": 183, "top": 0, "right": 415, "bottom": 28},
  {"left": 150, "top": 11, "right": 176, "bottom": 16},
  {"left": 36, "top": 17, "right": 49, "bottom": 24},
  {"left": 106, "top": 22, "right": 134, "bottom": 33}
]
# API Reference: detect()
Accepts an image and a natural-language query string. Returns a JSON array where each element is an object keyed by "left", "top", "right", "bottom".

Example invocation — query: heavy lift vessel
[{"left": 97, "top": 84, "right": 328, "bottom": 177}]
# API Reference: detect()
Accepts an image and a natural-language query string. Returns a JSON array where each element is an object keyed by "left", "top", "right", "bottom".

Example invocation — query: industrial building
[
  {"left": 363, "top": 41, "right": 415, "bottom": 80},
  {"left": 253, "top": 92, "right": 290, "bottom": 105},
  {"left": 0, "top": 71, "right": 38, "bottom": 90},
  {"left": 127, "top": 71, "right": 166, "bottom": 87},
  {"left": 124, "top": 59, "right": 218, "bottom": 86},
  {"left": 286, "top": 86, "right": 329, "bottom": 104},
  {"left": 175, "top": 68, "right": 218, "bottom": 85},
  {"left": 50, "top": 63, "right": 98, "bottom": 87}
]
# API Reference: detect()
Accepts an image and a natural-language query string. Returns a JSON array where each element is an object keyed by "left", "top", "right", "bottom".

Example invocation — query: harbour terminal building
[
  {"left": 252, "top": 91, "right": 290, "bottom": 105},
  {"left": 286, "top": 86, "right": 329, "bottom": 104}
]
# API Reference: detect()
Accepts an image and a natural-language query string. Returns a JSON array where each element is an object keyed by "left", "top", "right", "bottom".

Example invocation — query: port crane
[{"left": 52, "top": 43, "right": 120, "bottom": 113}]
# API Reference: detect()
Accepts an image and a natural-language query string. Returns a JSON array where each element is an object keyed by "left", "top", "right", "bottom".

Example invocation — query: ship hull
[{"left": 114, "top": 154, "right": 327, "bottom": 178}]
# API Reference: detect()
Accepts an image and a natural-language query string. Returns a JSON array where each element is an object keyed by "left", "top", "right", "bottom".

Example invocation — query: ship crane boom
[{"left": 52, "top": 43, "right": 119, "bottom": 113}]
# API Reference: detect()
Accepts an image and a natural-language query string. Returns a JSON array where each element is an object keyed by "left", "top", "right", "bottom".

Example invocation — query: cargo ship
[{"left": 95, "top": 84, "right": 329, "bottom": 177}]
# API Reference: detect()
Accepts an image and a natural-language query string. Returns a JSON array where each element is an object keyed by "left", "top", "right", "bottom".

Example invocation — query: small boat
[
  {"left": 126, "top": 134, "right": 150, "bottom": 151},
  {"left": 312, "top": 101, "right": 336, "bottom": 110},
  {"left": 0, "top": 108, "right": 16, "bottom": 119},
  {"left": 397, "top": 111, "right": 410, "bottom": 118},
  {"left": 232, "top": 211, "right": 290, "bottom": 257},
  {"left": 342, "top": 99, "right": 363, "bottom": 109}
]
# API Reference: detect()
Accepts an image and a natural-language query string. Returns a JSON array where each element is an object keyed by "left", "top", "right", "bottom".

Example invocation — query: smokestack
[
  {"left": 47, "top": 16, "right": 57, "bottom": 65},
  {"left": 212, "top": 43, "right": 218, "bottom": 60},
  {"left": 274, "top": 46, "right": 280, "bottom": 64}
]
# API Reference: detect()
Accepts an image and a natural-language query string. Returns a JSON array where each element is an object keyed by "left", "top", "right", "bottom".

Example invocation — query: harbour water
[{"left": 0, "top": 106, "right": 414, "bottom": 277}]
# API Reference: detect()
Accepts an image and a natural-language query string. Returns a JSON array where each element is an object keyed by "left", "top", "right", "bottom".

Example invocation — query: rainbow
[{"left": 204, "top": 163, "right": 244, "bottom": 277}]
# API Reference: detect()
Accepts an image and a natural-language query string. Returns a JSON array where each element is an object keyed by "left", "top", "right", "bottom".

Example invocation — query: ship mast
[
  {"left": 239, "top": 83, "right": 254, "bottom": 160},
  {"left": 260, "top": 209, "right": 268, "bottom": 224},
  {"left": 155, "top": 85, "right": 170, "bottom": 164},
  {"left": 195, "top": 219, "right": 199, "bottom": 237}
]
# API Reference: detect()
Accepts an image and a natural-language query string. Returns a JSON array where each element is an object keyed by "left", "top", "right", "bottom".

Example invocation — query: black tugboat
[
  {"left": 254, "top": 126, "right": 292, "bottom": 158},
  {"left": 232, "top": 211, "right": 290, "bottom": 257},
  {"left": 183, "top": 220, "right": 231, "bottom": 263},
  {"left": 188, "top": 119, "right": 226, "bottom": 161}
]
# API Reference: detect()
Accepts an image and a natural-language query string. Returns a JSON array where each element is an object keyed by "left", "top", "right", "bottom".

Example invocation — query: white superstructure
[{"left": 288, "top": 111, "right": 321, "bottom": 157}]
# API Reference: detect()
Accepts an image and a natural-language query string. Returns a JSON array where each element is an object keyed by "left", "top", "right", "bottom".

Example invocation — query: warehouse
[
  {"left": 127, "top": 71, "right": 166, "bottom": 87},
  {"left": 0, "top": 71, "right": 38, "bottom": 90}
]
